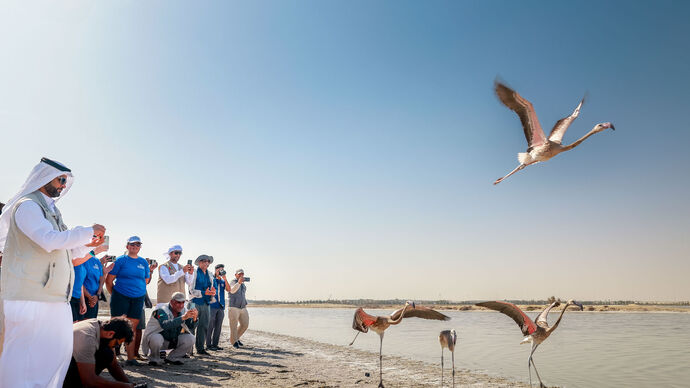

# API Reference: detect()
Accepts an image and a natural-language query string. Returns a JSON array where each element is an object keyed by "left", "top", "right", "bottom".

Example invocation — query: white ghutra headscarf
[{"left": 0, "top": 158, "right": 74, "bottom": 252}]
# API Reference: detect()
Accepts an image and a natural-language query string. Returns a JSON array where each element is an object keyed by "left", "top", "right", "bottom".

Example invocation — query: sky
[{"left": 1, "top": 1, "right": 689, "bottom": 302}]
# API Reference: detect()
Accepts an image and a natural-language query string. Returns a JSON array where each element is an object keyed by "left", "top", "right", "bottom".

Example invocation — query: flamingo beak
[
  {"left": 573, "top": 301, "right": 584, "bottom": 311},
  {"left": 610, "top": 124, "right": 616, "bottom": 131}
]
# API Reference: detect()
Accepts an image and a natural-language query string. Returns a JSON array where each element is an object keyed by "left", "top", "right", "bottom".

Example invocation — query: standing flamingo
[
  {"left": 493, "top": 80, "right": 615, "bottom": 185},
  {"left": 349, "top": 301, "right": 450, "bottom": 388},
  {"left": 439, "top": 329, "right": 457, "bottom": 388},
  {"left": 476, "top": 300, "right": 583, "bottom": 387}
]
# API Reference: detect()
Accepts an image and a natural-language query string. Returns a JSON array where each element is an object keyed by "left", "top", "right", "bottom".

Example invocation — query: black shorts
[
  {"left": 70, "top": 297, "right": 83, "bottom": 322},
  {"left": 110, "top": 289, "right": 145, "bottom": 319}
]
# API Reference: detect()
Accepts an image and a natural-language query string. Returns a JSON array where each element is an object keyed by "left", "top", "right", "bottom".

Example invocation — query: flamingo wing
[
  {"left": 356, "top": 308, "right": 378, "bottom": 327},
  {"left": 476, "top": 301, "right": 537, "bottom": 336},
  {"left": 548, "top": 96, "right": 585, "bottom": 143},
  {"left": 390, "top": 305, "right": 450, "bottom": 322},
  {"left": 495, "top": 81, "right": 547, "bottom": 151}
]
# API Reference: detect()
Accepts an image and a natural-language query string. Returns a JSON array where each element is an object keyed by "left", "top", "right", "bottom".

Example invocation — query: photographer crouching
[
  {"left": 141, "top": 292, "right": 197, "bottom": 366},
  {"left": 228, "top": 268, "right": 250, "bottom": 349}
]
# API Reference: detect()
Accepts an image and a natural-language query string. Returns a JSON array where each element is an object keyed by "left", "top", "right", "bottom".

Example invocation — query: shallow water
[{"left": 244, "top": 308, "right": 690, "bottom": 388}]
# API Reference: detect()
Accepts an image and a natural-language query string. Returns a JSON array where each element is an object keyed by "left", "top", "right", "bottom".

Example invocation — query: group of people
[{"left": 0, "top": 158, "right": 250, "bottom": 387}]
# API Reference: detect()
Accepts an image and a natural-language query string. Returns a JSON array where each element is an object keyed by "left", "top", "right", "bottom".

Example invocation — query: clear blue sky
[{"left": 1, "top": 1, "right": 688, "bottom": 301}]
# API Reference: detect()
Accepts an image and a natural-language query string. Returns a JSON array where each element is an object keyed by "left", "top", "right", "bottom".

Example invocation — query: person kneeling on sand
[
  {"left": 141, "top": 292, "right": 198, "bottom": 366},
  {"left": 63, "top": 316, "right": 146, "bottom": 388}
]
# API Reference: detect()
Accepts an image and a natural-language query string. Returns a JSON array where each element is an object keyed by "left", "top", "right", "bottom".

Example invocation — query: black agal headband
[{"left": 40, "top": 157, "right": 71, "bottom": 172}]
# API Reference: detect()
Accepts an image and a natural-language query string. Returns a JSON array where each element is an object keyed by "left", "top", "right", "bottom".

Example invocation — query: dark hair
[
  {"left": 102, "top": 317, "right": 134, "bottom": 344},
  {"left": 0, "top": 202, "right": 4, "bottom": 214}
]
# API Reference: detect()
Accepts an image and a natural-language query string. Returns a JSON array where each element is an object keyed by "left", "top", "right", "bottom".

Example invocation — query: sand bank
[{"left": 117, "top": 329, "right": 526, "bottom": 387}]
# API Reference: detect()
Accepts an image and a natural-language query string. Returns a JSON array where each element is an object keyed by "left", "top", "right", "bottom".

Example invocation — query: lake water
[{"left": 244, "top": 307, "right": 690, "bottom": 388}]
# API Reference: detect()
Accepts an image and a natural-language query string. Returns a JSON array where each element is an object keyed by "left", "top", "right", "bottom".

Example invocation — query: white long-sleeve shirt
[
  {"left": 159, "top": 262, "right": 193, "bottom": 284},
  {"left": 14, "top": 193, "right": 93, "bottom": 258}
]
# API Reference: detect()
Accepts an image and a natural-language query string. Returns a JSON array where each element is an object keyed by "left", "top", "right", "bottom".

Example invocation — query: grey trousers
[
  {"left": 145, "top": 333, "right": 194, "bottom": 363},
  {"left": 192, "top": 303, "right": 210, "bottom": 352},
  {"left": 207, "top": 307, "right": 225, "bottom": 347}
]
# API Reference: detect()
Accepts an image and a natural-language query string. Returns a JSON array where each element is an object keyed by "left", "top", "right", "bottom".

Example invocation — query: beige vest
[
  {"left": 0, "top": 191, "right": 74, "bottom": 302},
  {"left": 156, "top": 261, "right": 186, "bottom": 304}
]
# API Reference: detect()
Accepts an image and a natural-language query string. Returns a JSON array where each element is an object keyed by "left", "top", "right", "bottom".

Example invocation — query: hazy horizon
[{"left": 1, "top": 1, "right": 689, "bottom": 302}]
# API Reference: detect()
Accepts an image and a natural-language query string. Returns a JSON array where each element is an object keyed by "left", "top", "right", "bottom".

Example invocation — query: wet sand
[{"left": 116, "top": 329, "right": 527, "bottom": 387}]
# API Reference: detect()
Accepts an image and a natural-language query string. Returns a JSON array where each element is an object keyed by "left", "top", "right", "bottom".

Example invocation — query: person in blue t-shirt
[
  {"left": 70, "top": 245, "right": 109, "bottom": 322},
  {"left": 105, "top": 236, "right": 156, "bottom": 366},
  {"left": 81, "top": 254, "right": 108, "bottom": 320},
  {"left": 206, "top": 264, "right": 229, "bottom": 350},
  {"left": 70, "top": 261, "right": 87, "bottom": 322}
]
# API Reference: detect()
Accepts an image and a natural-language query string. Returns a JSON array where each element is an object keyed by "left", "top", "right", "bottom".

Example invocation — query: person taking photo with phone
[
  {"left": 0, "top": 157, "right": 106, "bottom": 387},
  {"left": 106, "top": 236, "right": 155, "bottom": 366},
  {"left": 228, "top": 268, "right": 250, "bottom": 349},
  {"left": 206, "top": 264, "right": 229, "bottom": 350},
  {"left": 185, "top": 255, "right": 215, "bottom": 355},
  {"left": 156, "top": 245, "right": 194, "bottom": 309}
]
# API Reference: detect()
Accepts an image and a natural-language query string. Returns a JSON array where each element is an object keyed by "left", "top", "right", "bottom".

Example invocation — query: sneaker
[
  {"left": 208, "top": 345, "right": 218, "bottom": 351},
  {"left": 215, "top": 346, "right": 224, "bottom": 350},
  {"left": 125, "top": 359, "right": 141, "bottom": 366},
  {"left": 164, "top": 358, "right": 184, "bottom": 365},
  {"left": 148, "top": 361, "right": 160, "bottom": 366},
  {"left": 197, "top": 349, "right": 210, "bottom": 355},
  {"left": 237, "top": 340, "right": 244, "bottom": 347},
  {"left": 232, "top": 341, "right": 240, "bottom": 349},
  {"left": 159, "top": 350, "right": 167, "bottom": 359}
]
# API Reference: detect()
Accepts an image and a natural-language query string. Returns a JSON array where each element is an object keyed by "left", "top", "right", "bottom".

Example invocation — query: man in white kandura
[
  {"left": 156, "top": 244, "right": 194, "bottom": 309},
  {"left": 0, "top": 157, "right": 106, "bottom": 388}
]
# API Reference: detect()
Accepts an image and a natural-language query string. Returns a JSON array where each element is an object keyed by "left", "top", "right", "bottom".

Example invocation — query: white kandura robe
[{"left": 0, "top": 193, "right": 93, "bottom": 388}]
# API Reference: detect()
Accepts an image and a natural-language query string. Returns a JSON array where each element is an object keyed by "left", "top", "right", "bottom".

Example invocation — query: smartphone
[
  {"left": 102, "top": 235, "right": 110, "bottom": 251},
  {"left": 187, "top": 259, "right": 193, "bottom": 266},
  {"left": 104, "top": 255, "right": 115, "bottom": 263},
  {"left": 243, "top": 277, "right": 250, "bottom": 282}
]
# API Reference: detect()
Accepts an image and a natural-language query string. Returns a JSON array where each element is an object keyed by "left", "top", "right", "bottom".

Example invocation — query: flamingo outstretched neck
[{"left": 493, "top": 80, "right": 615, "bottom": 185}]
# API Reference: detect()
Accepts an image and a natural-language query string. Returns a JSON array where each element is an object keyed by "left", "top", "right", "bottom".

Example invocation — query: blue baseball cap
[{"left": 127, "top": 236, "right": 142, "bottom": 244}]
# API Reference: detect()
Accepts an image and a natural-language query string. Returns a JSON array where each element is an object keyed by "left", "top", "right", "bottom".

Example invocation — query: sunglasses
[
  {"left": 56, "top": 176, "right": 67, "bottom": 185},
  {"left": 171, "top": 251, "right": 182, "bottom": 255},
  {"left": 128, "top": 242, "right": 142, "bottom": 247}
]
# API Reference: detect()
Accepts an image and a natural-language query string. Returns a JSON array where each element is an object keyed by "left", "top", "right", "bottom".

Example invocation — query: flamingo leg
[
  {"left": 441, "top": 349, "right": 444, "bottom": 387},
  {"left": 378, "top": 333, "right": 385, "bottom": 388},
  {"left": 494, "top": 164, "right": 526, "bottom": 185},
  {"left": 451, "top": 349, "right": 455, "bottom": 388},
  {"left": 530, "top": 356, "right": 545, "bottom": 388},
  {"left": 527, "top": 342, "right": 542, "bottom": 388}
]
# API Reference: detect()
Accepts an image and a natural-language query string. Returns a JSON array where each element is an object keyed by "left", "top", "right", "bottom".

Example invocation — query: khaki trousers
[{"left": 228, "top": 307, "right": 249, "bottom": 344}]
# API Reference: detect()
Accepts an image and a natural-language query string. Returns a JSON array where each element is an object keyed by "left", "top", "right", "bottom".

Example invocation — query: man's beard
[{"left": 43, "top": 183, "right": 61, "bottom": 198}]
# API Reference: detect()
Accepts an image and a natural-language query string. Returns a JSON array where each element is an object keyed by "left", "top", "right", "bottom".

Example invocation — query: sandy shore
[{"left": 114, "top": 329, "right": 526, "bottom": 388}]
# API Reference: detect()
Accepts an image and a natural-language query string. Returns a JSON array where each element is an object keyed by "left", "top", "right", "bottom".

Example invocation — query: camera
[
  {"left": 104, "top": 255, "right": 116, "bottom": 263},
  {"left": 146, "top": 258, "right": 157, "bottom": 266},
  {"left": 243, "top": 277, "right": 250, "bottom": 282},
  {"left": 219, "top": 269, "right": 226, "bottom": 276}
]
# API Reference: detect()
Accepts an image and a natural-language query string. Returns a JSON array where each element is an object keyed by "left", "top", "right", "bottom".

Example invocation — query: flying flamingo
[
  {"left": 439, "top": 329, "right": 457, "bottom": 388},
  {"left": 349, "top": 301, "right": 450, "bottom": 388},
  {"left": 475, "top": 300, "right": 583, "bottom": 387},
  {"left": 493, "top": 80, "right": 615, "bottom": 185}
]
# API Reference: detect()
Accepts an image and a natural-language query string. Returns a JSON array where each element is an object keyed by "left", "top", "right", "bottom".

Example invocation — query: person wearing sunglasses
[
  {"left": 0, "top": 157, "right": 106, "bottom": 387},
  {"left": 156, "top": 245, "right": 194, "bottom": 309},
  {"left": 105, "top": 236, "right": 155, "bottom": 366}
]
